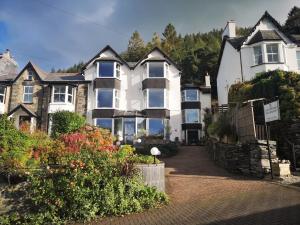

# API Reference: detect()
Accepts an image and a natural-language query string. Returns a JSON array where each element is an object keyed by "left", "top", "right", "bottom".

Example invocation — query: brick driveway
[{"left": 92, "top": 146, "right": 300, "bottom": 225}]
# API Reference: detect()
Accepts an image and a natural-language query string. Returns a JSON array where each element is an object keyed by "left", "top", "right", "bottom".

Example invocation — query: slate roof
[
  {"left": 227, "top": 36, "right": 247, "bottom": 50},
  {"left": 247, "top": 30, "right": 283, "bottom": 45},
  {"left": 0, "top": 73, "right": 18, "bottom": 82},
  {"left": 44, "top": 72, "right": 85, "bottom": 82}
]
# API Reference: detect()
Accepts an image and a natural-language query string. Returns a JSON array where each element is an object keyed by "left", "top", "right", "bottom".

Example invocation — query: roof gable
[
  {"left": 82, "top": 45, "right": 130, "bottom": 70},
  {"left": 8, "top": 104, "right": 37, "bottom": 117},
  {"left": 13, "top": 61, "right": 47, "bottom": 82}
]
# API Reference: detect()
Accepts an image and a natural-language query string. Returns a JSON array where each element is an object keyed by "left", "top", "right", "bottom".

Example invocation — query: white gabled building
[
  {"left": 217, "top": 11, "right": 300, "bottom": 106},
  {"left": 83, "top": 45, "right": 182, "bottom": 143}
]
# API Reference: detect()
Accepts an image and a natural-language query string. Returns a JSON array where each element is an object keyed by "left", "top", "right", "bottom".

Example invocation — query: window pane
[
  {"left": 0, "top": 86, "right": 5, "bottom": 94},
  {"left": 185, "top": 89, "right": 198, "bottom": 101},
  {"left": 149, "top": 62, "right": 164, "bottom": 77},
  {"left": 0, "top": 95, "right": 3, "bottom": 103},
  {"left": 96, "top": 119, "right": 112, "bottom": 131},
  {"left": 99, "top": 62, "right": 114, "bottom": 77},
  {"left": 24, "top": 86, "right": 33, "bottom": 103},
  {"left": 185, "top": 109, "right": 199, "bottom": 123},
  {"left": 114, "top": 118, "right": 122, "bottom": 136},
  {"left": 149, "top": 119, "right": 164, "bottom": 136},
  {"left": 97, "top": 89, "right": 113, "bottom": 108},
  {"left": 68, "top": 86, "right": 72, "bottom": 95},
  {"left": 266, "top": 44, "right": 279, "bottom": 63},
  {"left": 116, "top": 63, "right": 120, "bottom": 78},
  {"left": 148, "top": 89, "right": 164, "bottom": 108},
  {"left": 137, "top": 118, "right": 146, "bottom": 137},
  {"left": 253, "top": 46, "right": 262, "bottom": 65},
  {"left": 68, "top": 95, "right": 72, "bottom": 103}
]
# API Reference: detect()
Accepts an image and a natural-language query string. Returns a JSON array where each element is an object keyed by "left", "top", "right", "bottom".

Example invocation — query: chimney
[
  {"left": 222, "top": 20, "right": 236, "bottom": 40},
  {"left": 205, "top": 73, "right": 211, "bottom": 87},
  {"left": 2, "top": 49, "right": 11, "bottom": 59}
]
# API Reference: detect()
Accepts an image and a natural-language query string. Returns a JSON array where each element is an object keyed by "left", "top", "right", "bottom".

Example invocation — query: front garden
[{"left": 0, "top": 112, "right": 169, "bottom": 225}]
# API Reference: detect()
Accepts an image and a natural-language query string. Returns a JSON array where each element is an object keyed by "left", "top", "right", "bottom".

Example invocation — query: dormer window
[
  {"left": 28, "top": 70, "right": 34, "bottom": 80},
  {"left": 266, "top": 44, "right": 279, "bottom": 63},
  {"left": 98, "top": 61, "right": 121, "bottom": 78},
  {"left": 148, "top": 62, "right": 164, "bottom": 78},
  {"left": 253, "top": 46, "right": 263, "bottom": 65},
  {"left": 52, "top": 85, "right": 73, "bottom": 103}
]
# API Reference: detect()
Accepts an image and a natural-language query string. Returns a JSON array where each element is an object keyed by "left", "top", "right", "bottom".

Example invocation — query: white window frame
[
  {"left": 23, "top": 86, "right": 33, "bottom": 103},
  {"left": 253, "top": 45, "right": 263, "bottom": 65},
  {"left": 94, "top": 118, "right": 114, "bottom": 133},
  {"left": 96, "top": 88, "right": 118, "bottom": 109},
  {"left": 266, "top": 43, "right": 279, "bottom": 63},
  {"left": 184, "top": 109, "right": 200, "bottom": 124},
  {"left": 297, "top": 50, "right": 300, "bottom": 70},
  {"left": 147, "top": 62, "right": 166, "bottom": 78},
  {"left": 97, "top": 61, "right": 121, "bottom": 79},
  {"left": 0, "top": 85, "right": 5, "bottom": 103},
  {"left": 146, "top": 88, "right": 166, "bottom": 109},
  {"left": 52, "top": 85, "right": 74, "bottom": 104},
  {"left": 182, "top": 89, "right": 199, "bottom": 102}
]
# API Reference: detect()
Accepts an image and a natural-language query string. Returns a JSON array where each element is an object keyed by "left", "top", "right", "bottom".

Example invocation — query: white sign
[{"left": 264, "top": 100, "right": 280, "bottom": 123}]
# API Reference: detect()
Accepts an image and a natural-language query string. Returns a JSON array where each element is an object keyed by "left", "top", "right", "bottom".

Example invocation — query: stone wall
[
  {"left": 75, "top": 84, "right": 88, "bottom": 116},
  {"left": 208, "top": 139, "right": 277, "bottom": 178}
]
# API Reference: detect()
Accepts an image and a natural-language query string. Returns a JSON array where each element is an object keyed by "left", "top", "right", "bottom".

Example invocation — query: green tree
[
  {"left": 123, "top": 31, "right": 147, "bottom": 61},
  {"left": 54, "top": 61, "right": 85, "bottom": 73},
  {"left": 284, "top": 6, "right": 300, "bottom": 34},
  {"left": 146, "top": 32, "right": 162, "bottom": 49}
]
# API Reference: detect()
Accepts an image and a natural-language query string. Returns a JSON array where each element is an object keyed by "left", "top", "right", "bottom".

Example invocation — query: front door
[
  {"left": 187, "top": 130, "right": 199, "bottom": 145},
  {"left": 123, "top": 118, "right": 136, "bottom": 144},
  {"left": 19, "top": 116, "right": 31, "bottom": 131}
]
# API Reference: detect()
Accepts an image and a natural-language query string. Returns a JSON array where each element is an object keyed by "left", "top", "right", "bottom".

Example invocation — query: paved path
[{"left": 93, "top": 146, "right": 300, "bottom": 225}]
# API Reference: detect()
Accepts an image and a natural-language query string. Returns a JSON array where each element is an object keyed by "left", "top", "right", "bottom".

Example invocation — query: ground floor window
[
  {"left": 148, "top": 118, "right": 164, "bottom": 137},
  {"left": 0, "top": 86, "right": 5, "bottom": 103},
  {"left": 95, "top": 118, "right": 113, "bottom": 132}
]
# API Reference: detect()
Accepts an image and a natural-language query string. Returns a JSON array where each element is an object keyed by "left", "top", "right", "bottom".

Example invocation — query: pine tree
[
  {"left": 124, "top": 31, "right": 147, "bottom": 61},
  {"left": 284, "top": 6, "right": 300, "bottom": 34}
]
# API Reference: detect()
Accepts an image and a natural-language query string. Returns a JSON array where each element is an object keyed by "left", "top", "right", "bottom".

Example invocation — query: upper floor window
[
  {"left": 253, "top": 46, "right": 263, "bottom": 65},
  {"left": 148, "top": 62, "right": 164, "bottom": 78},
  {"left": 28, "top": 70, "right": 34, "bottom": 80},
  {"left": 266, "top": 44, "right": 279, "bottom": 63},
  {"left": 53, "top": 85, "right": 73, "bottom": 103},
  {"left": 23, "top": 86, "right": 33, "bottom": 103},
  {"left": 97, "top": 89, "right": 113, "bottom": 108},
  {"left": 98, "top": 61, "right": 121, "bottom": 78},
  {"left": 0, "top": 86, "right": 5, "bottom": 103},
  {"left": 184, "top": 109, "right": 200, "bottom": 123},
  {"left": 147, "top": 89, "right": 165, "bottom": 108},
  {"left": 297, "top": 51, "right": 300, "bottom": 70},
  {"left": 182, "top": 89, "right": 199, "bottom": 102}
]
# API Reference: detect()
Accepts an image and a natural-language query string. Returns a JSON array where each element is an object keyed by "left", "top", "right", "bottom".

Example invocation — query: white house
[
  {"left": 83, "top": 45, "right": 182, "bottom": 143},
  {"left": 217, "top": 11, "right": 300, "bottom": 106}
]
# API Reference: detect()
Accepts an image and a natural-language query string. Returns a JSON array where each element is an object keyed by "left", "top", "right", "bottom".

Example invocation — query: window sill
[
  {"left": 23, "top": 102, "right": 33, "bottom": 104},
  {"left": 97, "top": 76, "right": 121, "bottom": 80},
  {"left": 251, "top": 62, "right": 285, "bottom": 68},
  {"left": 182, "top": 100, "right": 200, "bottom": 102},
  {"left": 50, "top": 102, "right": 74, "bottom": 105}
]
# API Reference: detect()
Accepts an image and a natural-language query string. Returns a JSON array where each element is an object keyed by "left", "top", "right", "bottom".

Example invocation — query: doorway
[
  {"left": 187, "top": 130, "right": 199, "bottom": 145},
  {"left": 123, "top": 118, "right": 136, "bottom": 144}
]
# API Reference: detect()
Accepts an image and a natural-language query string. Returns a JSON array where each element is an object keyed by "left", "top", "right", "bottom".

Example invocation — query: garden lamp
[
  {"left": 150, "top": 147, "right": 161, "bottom": 164},
  {"left": 137, "top": 138, "right": 142, "bottom": 143}
]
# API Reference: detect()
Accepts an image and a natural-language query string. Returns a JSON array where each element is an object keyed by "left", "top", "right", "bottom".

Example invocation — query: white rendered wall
[{"left": 217, "top": 42, "right": 242, "bottom": 106}]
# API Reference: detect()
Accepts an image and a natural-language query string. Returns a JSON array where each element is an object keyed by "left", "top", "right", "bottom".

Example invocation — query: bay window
[
  {"left": 53, "top": 85, "right": 73, "bottom": 103},
  {"left": 23, "top": 86, "right": 33, "bottom": 103},
  {"left": 114, "top": 118, "right": 122, "bottom": 136},
  {"left": 148, "top": 89, "right": 165, "bottom": 108},
  {"left": 148, "top": 118, "right": 164, "bottom": 137},
  {"left": 148, "top": 62, "right": 164, "bottom": 78},
  {"left": 266, "top": 44, "right": 279, "bottom": 63},
  {"left": 98, "top": 61, "right": 121, "bottom": 78},
  {"left": 253, "top": 45, "right": 263, "bottom": 65},
  {"left": 95, "top": 118, "right": 113, "bottom": 132},
  {"left": 0, "top": 86, "right": 5, "bottom": 103},
  {"left": 96, "top": 88, "right": 119, "bottom": 108},
  {"left": 297, "top": 51, "right": 300, "bottom": 70},
  {"left": 184, "top": 109, "right": 200, "bottom": 123}
]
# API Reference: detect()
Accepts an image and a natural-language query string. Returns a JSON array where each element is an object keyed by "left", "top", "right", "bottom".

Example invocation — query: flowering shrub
[
  {"left": 59, "top": 125, "right": 117, "bottom": 153},
  {"left": 0, "top": 150, "right": 168, "bottom": 224}
]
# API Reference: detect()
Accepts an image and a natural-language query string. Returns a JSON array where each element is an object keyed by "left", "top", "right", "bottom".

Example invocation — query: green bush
[
  {"left": 0, "top": 150, "right": 168, "bottom": 224},
  {"left": 228, "top": 70, "right": 300, "bottom": 121},
  {"left": 51, "top": 111, "right": 86, "bottom": 138}
]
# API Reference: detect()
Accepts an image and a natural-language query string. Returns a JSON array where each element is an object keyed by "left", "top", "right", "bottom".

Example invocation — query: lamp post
[{"left": 150, "top": 147, "right": 161, "bottom": 164}]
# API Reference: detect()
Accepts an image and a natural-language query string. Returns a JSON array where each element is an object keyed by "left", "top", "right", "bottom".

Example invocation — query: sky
[{"left": 0, "top": 0, "right": 299, "bottom": 71}]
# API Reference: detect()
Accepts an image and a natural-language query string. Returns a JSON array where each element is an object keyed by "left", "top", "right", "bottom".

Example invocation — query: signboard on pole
[{"left": 264, "top": 100, "right": 280, "bottom": 123}]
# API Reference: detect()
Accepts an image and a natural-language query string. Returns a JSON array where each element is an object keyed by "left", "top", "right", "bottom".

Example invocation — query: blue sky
[{"left": 0, "top": 0, "right": 299, "bottom": 71}]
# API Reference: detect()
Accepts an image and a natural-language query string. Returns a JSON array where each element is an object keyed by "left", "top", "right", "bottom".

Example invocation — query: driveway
[{"left": 93, "top": 146, "right": 300, "bottom": 225}]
